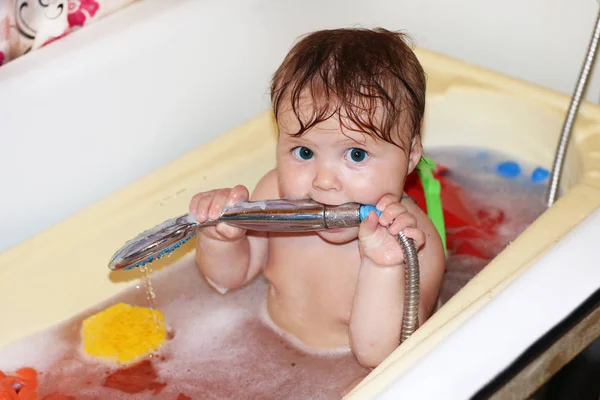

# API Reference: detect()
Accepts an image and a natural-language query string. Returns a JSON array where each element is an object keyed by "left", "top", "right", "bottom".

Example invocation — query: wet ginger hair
[{"left": 270, "top": 27, "right": 426, "bottom": 149}]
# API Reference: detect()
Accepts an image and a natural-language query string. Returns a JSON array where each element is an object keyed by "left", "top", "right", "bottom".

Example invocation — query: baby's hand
[
  {"left": 189, "top": 185, "right": 249, "bottom": 241},
  {"left": 358, "top": 194, "right": 425, "bottom": 266}
]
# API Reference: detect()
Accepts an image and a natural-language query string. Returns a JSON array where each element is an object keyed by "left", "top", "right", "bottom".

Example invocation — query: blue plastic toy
[
  {"left": 531, "top": 167, "right": 550, "bottom": 183},
  {"left": 496, "top": 161, "right": 521, "bottom": 178}
]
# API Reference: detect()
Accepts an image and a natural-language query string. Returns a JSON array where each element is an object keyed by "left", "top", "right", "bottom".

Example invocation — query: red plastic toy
[{"left": 404, "top": 163, "right": 505, "bottom": 261}]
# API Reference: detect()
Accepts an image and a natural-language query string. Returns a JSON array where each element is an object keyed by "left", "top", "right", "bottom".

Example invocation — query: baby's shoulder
[
  {"left": 401, "top": 194, "right": 437, "bottom": 234},
  {"left": 250, "top": 168, "right": 279, "bottom": 201}
]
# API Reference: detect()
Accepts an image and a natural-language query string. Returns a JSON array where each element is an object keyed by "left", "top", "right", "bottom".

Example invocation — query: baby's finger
[
  {"left": 227, "top": 185, "right": 249, "bottom": 206},
  {"left": 195, "top": 192, "right": 215, "bottom": 222},
  {"left": 215, "top": 221, "right": 246, "bottom": 240},
  {"left": 399, "top": 227, "right": 426, "bottom": 250},
  {"left": 378, "top": 202, "right": 408, "bottom": 226},
  {"left": 358, "top": 210, "right": 380, "bottom": 240},
  {"left": 388, "top": 212, "right": 417, "bottom": 236},
  {"left": 208, "top": 189, "right": 231, "bottom": 220},
  {"left": 189, "top": 193, "right": 203, "bottom": 216},
  {"left": 375, "top": 194, "right": 400, "bottom": 212}
]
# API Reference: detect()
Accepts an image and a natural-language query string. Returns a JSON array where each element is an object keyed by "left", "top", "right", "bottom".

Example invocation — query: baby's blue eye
[
  {"left": 346, "top": 148, "right": 368, "bottom": 163},
  {"left": 292, "top": 146, "right": 314, "bottom": 160}
]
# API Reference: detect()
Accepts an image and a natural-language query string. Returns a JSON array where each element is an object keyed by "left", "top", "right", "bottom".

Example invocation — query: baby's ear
[{"left": 407, "top": 136, "right": 423, "bottom": 174}]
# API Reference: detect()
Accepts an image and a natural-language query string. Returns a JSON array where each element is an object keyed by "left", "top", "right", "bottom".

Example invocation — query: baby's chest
[{"left": 266, "top": 237, "right": 361, "bottom": 301}]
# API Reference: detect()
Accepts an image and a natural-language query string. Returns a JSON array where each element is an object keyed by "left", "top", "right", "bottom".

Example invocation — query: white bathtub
[{"left": 0, "top": 0, "right": 599, "bottom": 398}]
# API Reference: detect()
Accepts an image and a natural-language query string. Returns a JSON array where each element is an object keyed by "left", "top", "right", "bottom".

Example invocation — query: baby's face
[{"left": 275, "top": 104, "right": 420, "bottom": 244}]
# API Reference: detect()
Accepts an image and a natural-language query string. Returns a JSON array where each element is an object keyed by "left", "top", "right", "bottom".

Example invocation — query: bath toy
[
  {"left": 0, "top": 367, "right": 38, "bottom": 400},
  {"left": 102, "top": 359, "right": 167, "bottom": 395},
  {"left": 531, "top": 166, "right": 550, "bottom": 183},
  {"left": 81, "top": 303, "right": 166, "bottom": 364},
  {"left": 496, "top": 161, "right": 521, "bottom": 178},
  {"left": 108, "top": 199, "right": 421, "bottom": 342},
  {"left": 405, "top": 158, "right": 505, "bottom": 261},
  {"left": 413, "top": 156, "right": 446, "bottom": 252}
]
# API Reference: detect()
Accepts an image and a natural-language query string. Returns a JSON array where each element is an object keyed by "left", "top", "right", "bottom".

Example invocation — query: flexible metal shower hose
[
  {"left": 396, "top": 232, "right": 420, "bottom": 342},
  {"left": 546, "top": 6, "right": 600, "bottom": 207}
]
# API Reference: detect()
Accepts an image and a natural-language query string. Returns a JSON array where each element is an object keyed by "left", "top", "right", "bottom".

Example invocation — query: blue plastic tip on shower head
[
  {"left": 359, "top": 204, "right": 381, "bottom": 221},
  {"left": 123, "top": 232, "right": 197, "bottom": 271}
]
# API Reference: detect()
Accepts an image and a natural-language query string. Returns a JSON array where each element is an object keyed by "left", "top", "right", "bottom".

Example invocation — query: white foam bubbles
[
  {"left": 0, "top": 326, "right": 71, "bottom": 372},
  {"left": 258, "top": 301, "right": 352, "bottom": 357}
]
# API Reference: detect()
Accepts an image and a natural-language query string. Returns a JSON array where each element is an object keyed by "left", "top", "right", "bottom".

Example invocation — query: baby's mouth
[{"left": 309, "top": 198, "right": 348, "bottom": 207}]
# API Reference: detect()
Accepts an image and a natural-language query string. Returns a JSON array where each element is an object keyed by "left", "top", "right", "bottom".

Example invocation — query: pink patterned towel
[{"left": 0, "top": 0, "right": 139, "bottom": 67}]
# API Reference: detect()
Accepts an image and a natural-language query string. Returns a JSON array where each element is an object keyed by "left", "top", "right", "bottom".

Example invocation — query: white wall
[{"left": 1, "top": 0, "right": 599, "bottom": 253}]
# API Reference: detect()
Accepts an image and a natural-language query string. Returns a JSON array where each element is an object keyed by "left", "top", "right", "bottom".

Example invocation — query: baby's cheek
[
  {"left": 347, "top": 175, "right": 388, "bottom": 205},
  {"left": 277, "top": 167, "right": 311, "bottom": 198},
  {"left": 280, "top": 185, "right": 305, "bottom": 199},
  {"left": 353, "top": 170, "right": 403, "bottom": 203}
]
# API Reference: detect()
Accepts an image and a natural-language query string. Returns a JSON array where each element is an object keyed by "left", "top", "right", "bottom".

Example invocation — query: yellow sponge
[{"left": 81, "top": 302, "right": 166, "bottom": 363}]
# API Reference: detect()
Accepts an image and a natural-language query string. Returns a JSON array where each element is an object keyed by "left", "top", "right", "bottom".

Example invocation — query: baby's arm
[
  {"left": 349, "top": 195, "right": 445, "bottom": 368},
  {"left": 191, "top": 170, "right": 277, "bottom": 292},
  {"left": 402, "top": 197, "right": 446, "bottom": 320}
]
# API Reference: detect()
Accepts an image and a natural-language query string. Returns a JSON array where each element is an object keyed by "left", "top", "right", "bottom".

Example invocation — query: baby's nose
[{"left": 312, "top": 164, "right": 341, "bottom": 191}]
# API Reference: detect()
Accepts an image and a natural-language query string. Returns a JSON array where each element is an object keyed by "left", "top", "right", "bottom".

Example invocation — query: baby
[{"left": 189, "top": 27, "right": 446, "bottom": 368}]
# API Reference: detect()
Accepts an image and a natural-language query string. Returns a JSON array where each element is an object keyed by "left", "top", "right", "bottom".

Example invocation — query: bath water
[
  {"left": 0, "top": 146, "right": 548, "bottom": 399},
  {"left": 138, "top": 265, "right": 157, "bottom": 310},
  {"left": 138, "top": 264, "right": 160, "bottom": 329},
  {"left": 422, "top": 147, "right": 547, "bottom": 305},
  {"left": 0, "top": 259, "right": 369, "bottom": 399}
]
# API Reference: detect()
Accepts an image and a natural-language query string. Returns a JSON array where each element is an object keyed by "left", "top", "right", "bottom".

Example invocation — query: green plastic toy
[{"left": 415, "top": 156, "right": 447, "bottom": 253}]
